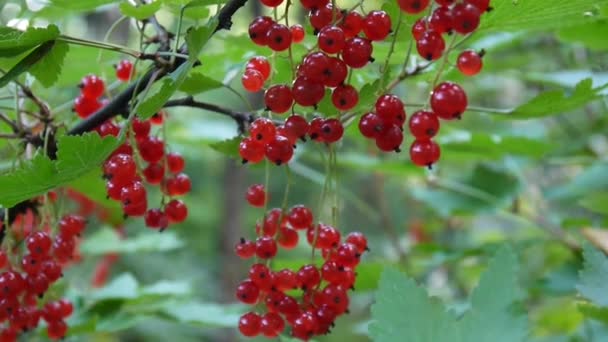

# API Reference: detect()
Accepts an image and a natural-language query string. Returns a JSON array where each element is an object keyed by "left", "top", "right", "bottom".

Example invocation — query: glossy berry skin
[
  {"left": 236, "top": 280, "right": 260, "bottom": 304},
  {"left": 324, "top": 57, "right": 348, "bottom": 87},
  {"left": 397, "top": 0, "right": 430, "bottom": 14},
  {"left": 288, "top": 205, "right": 314, "bottom": 229},
  {"left": 26, "top": 232, "right": 52, "bottom": 256},
  {"left": 358, "top": 112, "right": 383, "bottom": 138},
  {"left": 362, "top": 10, "right": 392, "bottom": 41},
  {"left": 320, "top": 118, "right": 344, "bottom": 143},
  {"left": 235, "top": 238, "right": 256, "bottom": 259},
  {"left": 409, "top": 110, "right": 440, "bottom": 140},
  {"left": 0, "top": 250, "right": 7, "bottom": 269},
  {"left": 410, "top": 140, "right": 441, "bottom": 167},
  {"left": 411, "top": 18, "right": 427, "bottom": 40},
  {"left": 58, "top": 214, "right": 86, "bottom": 237},
  {"left": 375, "top": 124, "right": 403, "bottom": 152},
  {"left": 239, "top": 312, "right": 262, "bottom": 337},
  {"left": 345, "top": 232, "right": 368, "bottom": 253},
  {"left": 452, "top": 3, "right": 481, "bottom": 34},
  {"left": 261, "top": 312, "right": 285, "bottom": 338},
  {"left": 239, "top": 137, "right": 265, "bottom": 164},
  {"left": 429, "top": 7, "right": 453, "bottom": 34},
  {"left": 255, "top": 236, "right": 278, "bottom": 259},
  {"left": 115, "top": 60, "right": 133, "bottom": 81},
  {"left": 164, "top": 173, "right": 192, "bottom": 196},
  {"left": 318, "top": 26, "right": 346, "bottom": 54},
  {"left": 264, "top": 85, "right": 293, "bottom": 113},
  {"left": 165, "top": 199, "right": 188, "bottom": 223},
  {"left": 132, "top": 117, "right": 151, "bottom": 138},
  {"left": 416, "top": 30, "right": 445, "bottom": 61},
  {"left": 47, "top": 320, "right": 67, "bottom": 340},
  {"left": 143, "top": 163, "right": 164, "bottom": 184},
  {"left": 246, "top": 56, "right": 271, "bottom": 80},
  {"left": 137, "top": 136, "right": 165, "bottom": 163},
  {"left": 297, "top": 264, "right": 321, "bottom": 290},
  {"left": 250, "top": 117, "right": 277, "bottom": 144},
  {"left": 300, "top": 0, "right": 329, "bottom": 9},
  {"left": 340, "top": 11, "right": 363, "bottom": 38},
  {"left": 284, "top": 115, "right": 309, "bottom": 141},
  {"left": 332, "top": 85, "right": 358, "bottom": 111},
  {"left": 249, "top": 16, "right": 274, "bottom": 46},
  {"left": 167, "top": 152, "right": 185, "bottom": 173},
  {"left": 266, "top": 24, "right": 292, "bottom": 52},
  {"left": 242, "top": 69, "right": 265, "bottom": 92},
  {"left": 260, "top": 0, "right": 283, "bottom": 7},
  {"left": 466, "top": 0, "right": 491, "bottom": 12},
  {"left": 309, "top": 4, "right": 338, "bottom": 31},
  {"left": 299, "top": 52, "right": 331, "bottom": 84},
  {"left": 104, "top": 153, "right": 137, "bottom": 184},
  {"left": 436, "top": 0, "right": 455, "bottom": 6},
  {"left": 430, "top": 82, "right": 468, "bottom": 120},
  {"left": 246, "top": 184, "right": 267, "bottom": 207},
  {"left": 342, "top": 37, "right": 373, "bottom": 68},
  {"left": 277, "top": 228, "right": 299, "bottom": 249},
  {"left": 291, "top": 77, "right": 325, "bottom": 107},
  {"left": 79, "top": 74, "right": 105, "bottom": 99},
  {"left": 375, "top": 94, "right": 406, "bottom": 126},
  {"left": 457, "top": 50, "right": 483, "bottom": 76},
  {"left": 144, "top": 208, "right": 169, "bottom": 230},
  {"left": 290, "top": 25, "right": 305, "bottom": 43},
  {"left": 73, "top": 95, "right": 102, "bottom": 118},
  {"left": 265, "top": 135, "right": 294, "bottom": 165}
]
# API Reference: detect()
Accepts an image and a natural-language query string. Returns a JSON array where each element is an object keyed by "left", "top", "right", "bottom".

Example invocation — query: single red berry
[
  {"left": 342, "top": 37, "right": 373, "bottom": 68},
  {"left": 165, "top": 199, "right": 188, "bottom": 223},
  {"left": 308, "top": 117, "right": 325, "bottom": 142},
  {"left": 436, "top": 0, "right": 455, "bottom": 6},
  {"left": 249, "top": 16, "right": 274, "bottom": 46},
  {"left": 58, "top": 299, "right": 73, "bottom": 318},
  {"left": 137, "top": 136, "right": 165, "bottom": 163},
  {"left": 375, "top": 94, "right": 406, "bottom": 126},
  {"left": 429, "top": 7, "right": 454, "bottom": 34},
  {"left": 318, "top": 26, "right": 346, "bottom": 54},
  {"left": 320, "top": 284, "right": 349, "bottom": 314},
  {"left": 299, "top": 51, "right": 331, "bottom": 84},
  {"left": 59, "top": 214, "right": 87, "bottom": 238},
  {"left": 115, "top": 60, "right": 133, "bottom": 81},
  {"left": 96, "top": 120, "right": 120, "bottom": 137},
  {"left": 297, "top": 264, "right": 321, "bottom": 290},
  {"left": 79, "top": 74, "right": 105, "bottom": 99},
  {"left": 339, "top": 11, "right": 363, "bottom": 38},
  {"left": 249, "top": 263, "right": 274, "bottom": 291},
  {"left": 332, "top": 84, "right": 358, "bottom": 111},
  {"left": 287, "top": 205, "right": 313, "bottom": 229},
  {"left": 397, "top": 0, "right": 430, "bottom": 14},
  {"left": 22, "top": 254, "right": 43, "bottom": 275},
  {"left": 324, "top": 56, "right": 348, "bottom": 87},
  {"left": 47, "top": 319, "right": 67, "bottom": 340},
  {"left": 246, "top": 184, "right": 267, "bottom": 207},
  {"left": 264, "top": 85, "right": 294, "bottom": 113},
  {"left": 309, "top": 4, "right": 339, "bottom": 31},
  {"left": 235, "top": 238, "right": 256, "bottom": 259},
  {"left": 260, "top": 0, "right": 283, "bottom": 7},
  {"left": 246, "top": 56, "right": 271, "bottom": 80},
  {"left": 290, "top": 24, "right": 305, "bottom": 43},
  {"left": 291, "top": 311, "right": 319, "bottom": 340},
  {"left": 430, "top": 81, "right": 468, "bottom": 120},
  {"left": 452, "top": 3, "right": 481, "bottom": 34},
  {"left": 334, "top": 242, "right": 361, "bottom": 268},
  {"left": 143, "top": 163, "right": 165, "bottom": 184},
  {"left": 0, "top": 250, "right": 7, "bottom": 269},
  {"left": 277, "top": 227, "right": 299, "bottom": 249},
  {"left": 345, "top": 232, "right": 368, "bottom": 253},
  {"left": 236, "top": 280, "right": 260, "bottom": 304},
  {"left": 306, "top": 223, "right": 341, "bottom": 249},
  {"left": 265, "top": 135, "right": 294, "bottom": 165},
  {"left": 358, "top": 112, "right": 383, "bottom": 138},
  {"left": 284, "top": 114, "right": 309, "bottom": 141},
  {"left": 457, "top": 50, "right": 483, "bottom": 76},
  {"left": 132, "top": 117, "right": 151, "bottom": 138},
  {"left": 267, "top": 23, "right": 292, "bottom": 51},
  {"left": 144, "top": 208, "right": 169, "bottom": 230},
  {"left": 120, "top": 181, "right": 146, "bottom": 206},
  {"left": 250, "top": 117, "right": 277, "bottom": 143},
  {"left": 242, "top": 69, "right": 265, "bottom": 92},
  {"left": 260, "top": 208, "right": 282, "bottom": 237},
  {"left": 410, "top": 140, "right": 441, "bottom": 167},
  {"left": 150, "top": 111, "right": 166, "bottom": 125},
  {"left": 255, "top": 236, "right": 278, "bottom": 259},
  {"left": 239, "top": 312, "right": 262, "bottom": 337},
  {"left": 41, "top": 260, "right": 62, "bottom": 282},
  {"left": 411, "top": 17, "right": 427, "bottom": 40},
  {"left": 291, "top": 77, "right": 325, "bottom": 107},
  {"left": 26, "top": 231, "right": 52, "bottom": 256},
  {"left": 300, "top": 0, "right": 329, "bottom": 10},
  {"left": 416, "top": 30, "right": 445, "bottom": 61},
  {"left": 166, "top": 152, "right": 185, "bottom": 173},
  {"left": 320, "top": 118, "right": 344, "bottom": 143},
  {"left": 104, "top": 153, "right": 137, "bottom": 185},
  {"left": 362, "top": 10, "right": 392, "bottom": 41},
  {"left": 466, "top": 0, "right": 491, "bottom": 12},
  {"left": 409, "top": 110, "right": 440, "bottom": 140},
  {"left": 375, "top": 124, "right": 403, "bottom": 152},
  {"left": 261, "top": 312, "right": 285, "bottom": 338},
  {"left": 239, "top": 137, "right": 265, "bottom": 164},
  {"left": 73, "top": 95, "right": 102, "bottom": 118}
]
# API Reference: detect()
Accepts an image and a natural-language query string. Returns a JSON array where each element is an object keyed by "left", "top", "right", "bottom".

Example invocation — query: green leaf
[
  {"left": 68, "top": 170, "right": 124, "bottom": 226},
  {"left": 370, "top": 246, "right": 527, "bottom": 342},
  {"left": 29, "top": 40, "right": 69, "bottom": 87},
  {"left": 161, "top": 301, "right": 244, "bottom": 327},
  {"left": 0, "top": 40, "right": 55, "bottom": 88},
  {"left": 578, "top": 302, "right": 608, "bottom": 324},
  {"left": 184, "top": 0, "right": 222, "bottom": 8},
  {"left": 48, "top": 0, "right": 120, "bottom": 11},
  {"left": 92, "top": 273, "right": 139, "bottom": 300},
  {"left": 0, "top": 133, "right": 119, "bottom": 207},
  {"left": 480, "top": 0, "right": 608, "bottom": 33},
  {"left": 119, "top": 1, "right": 162, "bottom": 20},
  {"left": 80, "top": 227, "right": 183, "bottom": 255},
  {"left": 577, "top": 244, "right": 608, "bottom": 307},
  {"left": 496, "top": 79, "right": 608, "bottom": 120},
  {"left": 558, "top": 20, "right": 608, "bottom": 51},
  {"left": 0, "top": 25, "right": 60, "bottom": 57},
  {"left": 185, "top": 18, "right": 219, "bottom": 60},
  {"left": 579, "top": 192, "right": 608, "bottom": 215},
  {"left": 440, "top": 132, "right": 552, "bottom": 159},
  {"left": 179, "top": 71, "right": 224, "bottom": 95},
  {"left": 209, "top": 136, "right": 240, "bottom": 159},
  {"left": 545, "top": 161, "right": 608, "bottom": 200}
]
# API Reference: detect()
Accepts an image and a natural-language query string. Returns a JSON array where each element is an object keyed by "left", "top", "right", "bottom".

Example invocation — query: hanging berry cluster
[
  {"left": 72, "top": 63, "right": 190, "bottom": 230},
  {"left": 0, "top": 212, "right": 86, "bottom": 340},
  {"left": 236, "top": 185, "right": 368, "bottom": 339}
]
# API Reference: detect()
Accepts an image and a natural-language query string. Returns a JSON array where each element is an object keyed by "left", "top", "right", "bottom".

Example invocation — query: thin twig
[{"left": 164, "top": 96, "right": 254, "bottom": 133}]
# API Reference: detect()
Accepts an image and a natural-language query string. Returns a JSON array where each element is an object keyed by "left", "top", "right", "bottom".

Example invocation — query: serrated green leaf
[
  {"left": 48, "top": 0, "right": 120, "bottom": 11},
  {"left": 119, "top": 1, "right": 162, "bottom": 20},
  {"left": 0, "top": 133, "right": 119, "bottom": 207},
  {"left": 179, "top": 71, "right": 224, "bottom": 95},
  {"left": 209, "top": 136, "right": 240, "bottom": 159},
  {"left": 29, "top": 40, "right": 68, "bottom": 87},
  {"left": 185, "top": 18, "right": 219, "bottom": 60},
  {"left": 558, "top": 20, "right": 608, "bottom": 51},
  {"left": 80, "top": 227, "right": 183, "bottom": 255},
  {"left": 480, "top": 0, "right": 608, "bottom": 33},
  {"left": 579, "top": 192, "right": 608, "bottom": 215},
  {"left": 577, "top": 245, "right": 608, "bottom": 307},
  {"left": 0, "top": 25, "right": 60, "bottom": 57},
  {"left": 0, "top": 40, "right": 55, "bottom": 88}
]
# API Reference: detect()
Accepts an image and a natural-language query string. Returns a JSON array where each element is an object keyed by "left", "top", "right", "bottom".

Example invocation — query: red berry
[
  {"left": 430, "top": 82, "right": 467, "bottom": 119},
  {"left": 397, "top": 0, "right": 430, "bottom": 14},
  {"left": 41, "top": 260, "right": 62, "bottom": 282},
  {"left": 165, "top": 199, "right": 188, "bottom": 223},
  {"left": 246, "top": 56, "right": 271, "bottom": 80},
  {"left": 0, "top": 251, "right": 7, "bottom": 269},
  {"left": 249, "top": 16, "right": 274, "bottom": 46},
  {"left": 235, "top": 238, "right": 256, "bottom": 259},
  {"left": 266, "top": 23, "right": 292, "bottom": 51},
  {"left": 250, "top": 117, "right": 277, "bottom": 143},
  {"left": 436, "top": 0, "right": 455, "bottom": 6},
  {"left": 249, "top": 263, "right": 274, "bottom": 291},
  {"left": 59, "top": 214, "right": 87, "bottom": 237},
  {"left": 115, "top": 60, "right": 133, "bottom": 81},
  {"left": 53, "top": 235, "right": 75, "bottom": 263},
  {"left": 416, "top": 30, "right": 445, "bottom": 61},
  {"left": 120, "top": 181, "right": 146, "bottom": 205},
  {"left": 167, "top": 152, "right": 185, "bottom": 173},
  {"left": 466, "top": 0, "right": 491, "bottom": 12},
  {"left": 452, "top": 3, "right": 481, "bottom": 34},
  {"left": 265, "top": 135, "right": 294, "bottom": 165},
  {"left": 409, "top": 110, "right": 440, "bottom": 140},
  {"left": 300, "top": 0, "right": 329, "bottom": 9},
  {"left": 58, "top": 299, "right": 73, "bottom": 318},
  {"left": 261, "top": 312, "right": 285, "bottom": 338},
  {"left": 345, "top": 232, "right": 368, "bottom": 253},
  {"left": 284, "top": 114, "right": 309, "bottom": 141},
  {"left": 287, "top": 205, "right": 313, "bottom": 229},
  {"left": 291, "top": 311, "right": 319, "bottom": 340},
  {"left": 242, "top": 69, "right": 265, "bottom": 92},
  {"left": 358, "top": 112, "right": 383, "bottom": 138},
  {"left": 79, "top": 74, "right": 105, "bottom": 99},
  {"left": 457, "top": 50, "right": 483, "bottom": 76},
  {"left": 375, "top": 94, "right": 406, "bottom": 126},
  {"left": 132, "top": 117, "right": 151, "bottom": 138},
  {"left": 260, "top": 0, "right": 283, "bottom": 7},
  {"left": 236, "top": 280, "right": 260, "bottom": 304},
  {"left": 246, "top": 184, "right": 267, "bottom": 207},
  {"left": 292, "top": 77, "right": 325, "bottom": 107},
  {"left": 22, "top": 254, "right": 43, "bottom": 275},
  {"left": 239, "top": 137, "right": 265, "bottom": 164},
  {"left": 429, "top": 7, "right": 454, "bottom": 34},
  {"left": 411, "top": 17, "right": 427, "bottom": 40},
  {"left": 104, "top": 153, "right": 137, "bottom": 185},
  {"left": 308, "top": 117, "right": 325, "bottom": 141},
  {"left": 96, "top": 120, "right": 120, "bottom": 137},
  {"left": 255, "top": 236, "right": 278, "bottom": 259},
  {"left": 238, "top": 312, "right": 261, "bottom": 337},
  {"left": 137, "top": 136, "right": 165, "bottom": 163},
  {"left": 73, "top": 95, "right": 102, "bottom": 118},
  {"left": 342, "top": 37, "right": 373, "bottom": 68},
  {"left": 410, "top": 140, "right": 441, "bottom": 167},
  {"left": 299, "top": 51, "right": 331, "bottom": 84},
  {"left": 290, "top": 24, "right": 305, "bottom": 43},
  {"left": 375, "top": 124, "right": 403, "bottom": 152},
  {"left": 277, "top": 227, "right": 299, "bottom": 249},
  {"left": 144, "top": 208, "right": 169, "bottom": 230},
  {"left": 339, "top": 11, "right": 363, "bottom": 38},
  {"left": 297, "top": 264, "right": 321, "bottom": 290},
  {"left": 324, "top": 56, "right": 348, "bottom": 87},
  {"left": 362, "top": 10, "right": 392, "bottom": 41},
  {"left": 321, "top": 284, "right": 349, "bottom": 314},
  {"left": 309, "top": 4, "right": 336, "bottom": 30},
  {"left": 151, "top": 111, "right": 166, "bottom": 125},
  {"left": 320, "top": 118, "right": 344, "bottom": 143},
  {"left": 143, "top": 163, "right": 165, "bottom": 184},
  {"left": 318, "top": 26, "right": 346, "bottom": 54},
  {"left": 47, "top": 320, "right": 67, "bottom": 340},
  {"left": 264, "top": 85, "right": 293, "bottom": 113},
  {"left": 334, "top": 243, "right": 360, "bottom": 267},
  {"left": 26, "top": 231, "right": 52, "bottom": 256},
  {"left": 332, "top": 84, "right": 358, "bottom": 111}
]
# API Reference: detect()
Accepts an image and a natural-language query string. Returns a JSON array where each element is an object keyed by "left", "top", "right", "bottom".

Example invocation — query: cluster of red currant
[
  {"left": 0, "top": 214, "right": 86, "bottom": 340},
  {"left": 235, "top": 185, "right": 368, "bottom": 339},
  {"left": 71, "top": 65, "right": 190, "bottom": 230}
]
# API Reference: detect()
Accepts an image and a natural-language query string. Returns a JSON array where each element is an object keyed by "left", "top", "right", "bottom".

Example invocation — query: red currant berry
[
  {"left": 166, "top": 152, "right": 185, "bottom": 173},
  {"left": 235, "top": 238, "right": 256, "bottom": 259},
  {"left": 104, "top": 153, "right": 137, "bottom": 185},
  {"left": 411, "top": 17, "right": 427, "bottom": 40},
  {"left": 309, "top": 4, "right": 339, "bottom": 30},
  {"left": 277, "top": 227, "right": 299, "bottom": 249},
  {"left": 73, "top": 95, "right": 102, "bottom": 118},
  {"left": 452, "top": 3, "right": 481, "bottom": 34},
  {"left": 120, "top": 181, "right": 146, "bottom": 206},
  {"left": 300, "top": 0, "right": 329, "bottom": 9},
  {"left": 264, "top": 85, "right": 293, "bottom": 114},
  {"left": 265, "top": 135, "right": 294, "bottom": 165},
  {"left": 239, "top": 312, "right": 262, "bottom": 337},
  {"left": 429, "top": 7, "right": 453, "bottom": 34},
  {"left": 0, "top": 250, "right": 7, "bottom": 269},
  {"left": 292, "top": 77, "right": 325, "bottom": 107},
  {"left": 137, "top": 136, "right": 165, "bottom": 163},
  {"left": 260, "top": 312, "right": 285, "bottom": 338},
  {"left": 41, "top": 260, "right": 62, "bottom": 282},
  {"left": 332, "top": 84, "right": 358, "bottom": 111},
  {"left": 297, "top": 264, "right": 321, "bottom": 290},
  {"left": 165, "top": 199, "right": 188, "bottom": 223},
  {"left": 320, "top": 118, "right": 344, "bottom": 143},
  {"left": 308, "top": 117, "right": 325, "bottom": 141},
  {"left": 363, "top": 10, "right": 392, "bottom": 41},
  {"left": 249, "top": 263, "right": 274, "bottom": 291},
  {"left": 79, "top": 74, "right": 105, "bottom": 99},
  {"left": 436, "top": 0, "right": 455, "bottom": 6},
  {"left": 318, "top": 26, "right": 345, "bottom": 54},
  {"left": 246, "top": 184, "right": 267, "bottom": 207},
  {"left": 132, "top": 117, "right": 151, "bottom": 138},
  {"left": 375, "top": 124, "right": 404, "bottom": 152},
  {"left": 260, "top": 0, "right": 283, "bottom": 7},
  {"left": 290, "top": 24, "right": 305, "bottom": 43},
  {"left": 47, "top": 319, "right": 67, "bottom": 340},
  {"left": 342, "top": 37, "right": 373, "bottom": 68},
  {"left": 250, "top": 117, "right": 277, "bottom": 143},
  {"left": 144, "top": 208, "right": 169, "bottom": 230},
  {"left": 241, "top": 69, "right": 265, "bottom": 92},
  {"left": 409, "top": 110, "right": 440, "bottom": 140},
  {"left": 358, "top": 112, "right": 383, "bottom": 138},
  {"left": 115, "top": 60, "right": 133, "bottom": 81},
  {"left": 457, "top": 50, "right": 483, "bottom": 76},
  {"left": 430, "top": 82, "right": 467, "bottom": 120},
  {"left": 291, "top": 312, "right": 319, "bottom": 340},
  {"left": 284, "top": 114, "right": 309, "bottom": 141},
  {"left": 324, "top": 57, "right": 348, "bottom": 87},
  {"left": 334, "top": 242, "right": 361, "bottom": 267},
  {"left": 287, "top": 205, "right": 313, "bottom": 229},
  {"left": 59, "top": 214, "right": 87, "bottom": 238},
  {"left": 375, "top": 94, "right": 406, "bottom": 126},
  {"left": 416, "top": 30, "right": 445, "bottom": 61},
  {"left": 266, "top": 23, "right": 292, "bottom": 51},
  {"left": 410, "top": 140, "right": 441, "bottom": 167},
  {"left": 339, "top": 11, "right": 363, "bottom": 38},
  {"left": 255, "top": 236, "right": 278, "bottom": 259},
  {"left": 466, "top": 0, "right": 491, "bottom": 12},
  {"left": 345, "top": 231, "right": 368, "bottom": 253},
  {"left": 236, "top": 279, "right": 260, "bottom": 304},
  {"left": 143, "top": 163, "right": 165, "bottom": 184},
  {"left": 246, "top": 56, "right": 271, "bottom": 80},
  {"left": 299, "top": 51, "right": 331, "bottom": 84},
  {"left": 239, "top": 137, "right": 265, "bottom": 164},
  {"left": 274, "top": 269, "right": 299, "bottom": 291},
  {"left": 96, "top": 120, "right": 120, "bottom": 137},
  {"left": 397, "top": 0, "right": 430, "bottom": 14},
  {"left": 26, "top": 232, "right": 52, "bottom": 256},
  {"left": 249, "top": 16, "right": 274, "bottom": 46},
  {"left": 150, "top": 111, "right": 166, "bottom": 125}
]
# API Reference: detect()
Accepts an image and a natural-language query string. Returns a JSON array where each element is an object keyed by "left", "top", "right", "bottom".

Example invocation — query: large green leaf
[
  {"left": 0, "top": 133, "right": 119, "bottom": 207},
  {"left": 0, "top": 25, "right": 60, "bottom": 57},
  {"left": 579, "top": 192, "right": 608, "bottom": 215},
  {"left": 29, "top": 40, "right": 69, "bottom": 87},
  {"left": 48, "top": 0, "right": 120, "bottom": 11},
  {"left": 179, "top": 71, "right": 224, "bottom": 95},
  {"left": 558, "top": 20, "right": 608, "bottom": 51},
  {"left": 370, "top": 246, "right": 528, "bottom": 342},
  {"left": 577, "top": 244, "right": 608, "bottom": 307},
  {"left": 119, "top": 1, "right": 162, "bottom": 20},
  {"left": 0, "top": 40, "right": 56, "bottom": 87},
  {"left": 161, "top": 302, "right": 243, "bottom": 327}
]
